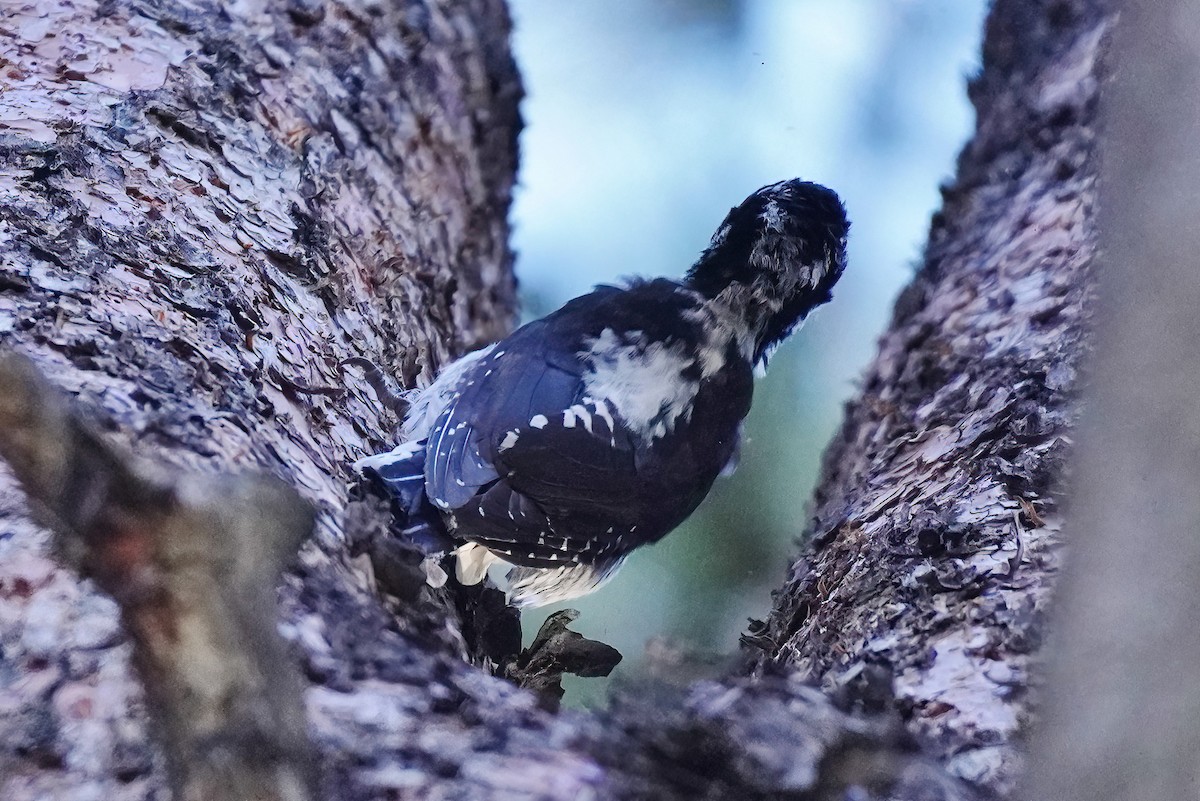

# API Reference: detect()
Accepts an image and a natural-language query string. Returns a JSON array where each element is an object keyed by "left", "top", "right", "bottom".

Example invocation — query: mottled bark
[
  {"left": 0, "top": 1, "right": 521, "bottom": 798},
  {"left": 0, "top": 0, "right": 1110, "bottom": 800},
  {"left": 747, "top": 0, "right": 1108, "bottom": 795}
]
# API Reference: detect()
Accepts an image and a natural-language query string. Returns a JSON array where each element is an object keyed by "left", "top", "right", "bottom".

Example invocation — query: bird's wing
[
  {"left": 424, "top": 281, "right": 749, "bottom": 568},
  {"left": 423, "top": 313, "right": 645, "bottom": 567}
]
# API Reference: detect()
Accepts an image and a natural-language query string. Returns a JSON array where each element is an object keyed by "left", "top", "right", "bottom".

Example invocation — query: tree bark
[
  {"left": 0, "top": 1, "right": 521, "bottom": 798},
  {"left": 0, "top": 350, "right": 322, "bottom": 801},
  {"left": 0, "top": 0, "right": 1109, "bottom": 799},
  {"left": 745, "top": 0, "right": 1109, "bottom": 794}
]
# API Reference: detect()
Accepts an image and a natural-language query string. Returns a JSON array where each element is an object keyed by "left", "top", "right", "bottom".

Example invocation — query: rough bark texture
[
  {"left": 747, "top": 0, "right": 1109, "bottom": 794},
  {"left": 0, "top": 1, "right": 521, "bottom": 798},
  {"left": 0, "top": 0, "right": 1108, "bottom": 799}
]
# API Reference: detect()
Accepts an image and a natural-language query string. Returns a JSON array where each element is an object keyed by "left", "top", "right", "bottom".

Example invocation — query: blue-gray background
[{"left": 506, "top": 0, "right": 987, "bottom": 703}]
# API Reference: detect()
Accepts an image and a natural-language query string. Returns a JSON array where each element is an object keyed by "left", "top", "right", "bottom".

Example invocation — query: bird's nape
[{"left": 685, "top": 179, "right": 849, "bottom": 368}]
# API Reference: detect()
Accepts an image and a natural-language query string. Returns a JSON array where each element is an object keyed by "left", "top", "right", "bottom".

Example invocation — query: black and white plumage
[{"left": 357, "top": 179, "right": 849, "bottom": 608}]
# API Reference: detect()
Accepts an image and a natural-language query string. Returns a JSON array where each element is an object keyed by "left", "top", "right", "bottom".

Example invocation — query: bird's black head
[{"left": 684, "top": 179, "right": 849, "bottom": 367}]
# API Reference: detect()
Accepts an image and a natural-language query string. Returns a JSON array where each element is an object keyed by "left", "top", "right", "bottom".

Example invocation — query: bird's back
[
  {"left": 424, "top": 278, "right": 753, "bottom": 569},
  {"left": 357, "top": 178, "right": 849, "bottom": 608}
]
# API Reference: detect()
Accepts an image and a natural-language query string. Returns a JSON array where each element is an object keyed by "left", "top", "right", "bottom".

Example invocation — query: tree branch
[{"left": 0, "top": 352, "right": 317, "bottom": 801}]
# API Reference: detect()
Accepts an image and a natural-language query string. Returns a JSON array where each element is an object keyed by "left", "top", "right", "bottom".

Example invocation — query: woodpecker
[{"left": 357, "top": 179, "right": 848, "bottom": 608}]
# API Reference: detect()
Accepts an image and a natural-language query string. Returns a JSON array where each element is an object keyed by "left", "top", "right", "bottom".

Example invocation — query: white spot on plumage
[
  {"left": 702, "top": 347, "right": 727, "bottom": 377},
  {"left": 760, "top": 197, "right": 787, "bottom": 231},
  {"left": 352, "top": 439, "right": 423, "bottom": 474},
  {"left": 589, "top": 398, "right": 614, "bottom": 432},
  {"left": 530, "top": 414, "right": 549, "bottom": 429},
  {"left": 568, "top": 404, "right": 593, "bottom": 433},
  {"left": 563, "top": 409, "right": 576, "bottom": 428},
  {"left": 684, "top": 303, "right": 749, "bottom": 371},
  {"left": 498, "top": 430, "right": 519, "bottom": 452}
]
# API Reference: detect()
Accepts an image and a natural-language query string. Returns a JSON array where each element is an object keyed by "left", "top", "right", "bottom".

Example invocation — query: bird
[{"left": 356, "top": 179, "right": 849, "bottom": 609}]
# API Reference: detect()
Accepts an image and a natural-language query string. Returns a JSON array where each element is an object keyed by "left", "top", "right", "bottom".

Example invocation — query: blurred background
[{"left": 506, "top": 0, "right": 988, "bottom": 703}]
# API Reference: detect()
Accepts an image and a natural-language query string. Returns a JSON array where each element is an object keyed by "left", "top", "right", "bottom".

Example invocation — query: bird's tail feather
[{"left": 356, "top": 441, "right": 453, "bottom": 554}]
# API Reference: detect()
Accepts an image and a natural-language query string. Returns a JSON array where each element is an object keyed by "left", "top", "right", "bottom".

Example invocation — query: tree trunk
[
  {"left": 1023, "top": 2, "right": 1200, "bottom": 799},
  {"left": 0, "top": 0, "right": 1108, "bottom": 800},
  {"left": 746, "top": 0, "right": 1109, "bottom": 793},
  {"left": 1, "top": 0, "right": 521, "bottom": 798}
]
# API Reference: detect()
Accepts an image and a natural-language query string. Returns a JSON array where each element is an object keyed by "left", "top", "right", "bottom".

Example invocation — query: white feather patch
[
  {"left": 580, "top": 328, "right": 698, "bottom": 442},
  {"left": 454, "top": 542, "right": 499, "bottom": 586},
  {"left": 568, "top": 404, "right": 593, "bottom": 433},
  {"left": 353, "top": 439, "right": 423, "bottom": 473},
  {"left": 503, "top": 558, "right": 627, "bottom": 608}
]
